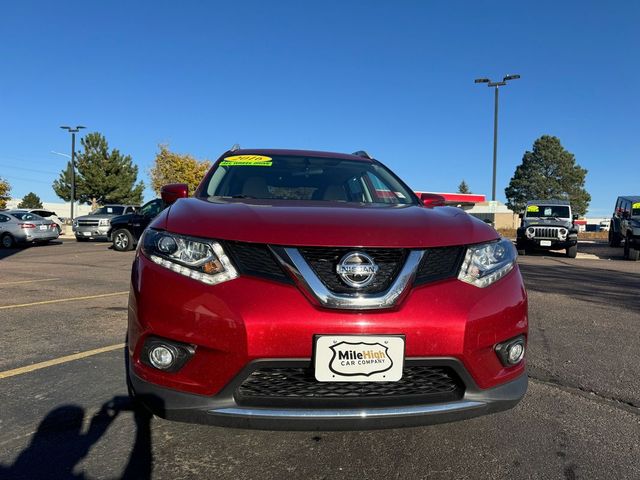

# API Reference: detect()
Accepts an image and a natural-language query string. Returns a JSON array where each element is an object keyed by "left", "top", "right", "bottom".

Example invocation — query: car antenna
[{"left": 230, "top": 143, "right": 241, "bottom": 152}]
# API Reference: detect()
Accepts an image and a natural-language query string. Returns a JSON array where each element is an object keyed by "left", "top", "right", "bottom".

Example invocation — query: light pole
[
  {"left": 60, "top": 126, "right": 85, "bottom": 220},
  {"left": 474, "top": 75, "right": 520, "bottom": 202}
]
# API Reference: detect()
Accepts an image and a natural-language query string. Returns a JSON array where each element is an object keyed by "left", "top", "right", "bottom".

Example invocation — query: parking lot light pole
[
  {"left": 474, "top": 75, "right": 520, "bottom": 202},
  {"left": 60, "top": 126, "right": 86, "bottom": 220}
]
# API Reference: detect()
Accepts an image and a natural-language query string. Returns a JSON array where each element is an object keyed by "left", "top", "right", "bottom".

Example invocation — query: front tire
[
  {"left": 113, "top": 229, "right": 134, "bottom": 252},
  {"left": 566, "top": 245, "right": 578, "bottom": 258},
  {"left": 609, "top": 229, "right": 621, "bottom": 247},
  {"left": 629, "top": 247, "right": 640, "bottom": 262}
]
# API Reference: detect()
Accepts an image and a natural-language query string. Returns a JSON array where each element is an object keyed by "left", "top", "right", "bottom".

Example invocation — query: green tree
[
  {"left": 457, "top": 180, "right": 471, "bottom": 194},
  {"left": 149, "top": 145, "right": 211, "bottom": 196},
  {"left": 505, "top": 135, "right": 590, "bottom": 216},
  {"left": 0, "top": 177, "right": 10, "bottom": 209},
  {"left": 52, "top": 161, "right": 73, "bottom": 202},
  {"left": 18, "top": 192, "right": 43, "bottom": 209},
  {"left": 52, "top": 132, "right": 144, "bottom": 208}
]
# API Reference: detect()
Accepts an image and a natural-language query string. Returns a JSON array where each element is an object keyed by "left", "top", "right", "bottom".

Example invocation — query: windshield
[
  {"left": 91, "top": 206, "right": 125, "bottom": 215},
  {"left": 525, "top": 205, "right": 570, "bottom": 218},
  {"left": 10, "top": 212, "right": 43, "bottom": 221},
  {"left": 200, "top": 155, "right": 417, "bottom": 205}
]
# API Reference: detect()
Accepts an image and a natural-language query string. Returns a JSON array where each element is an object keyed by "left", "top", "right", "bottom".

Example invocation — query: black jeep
[{"left": 107, "top": 199, "right": 165, "bottom": 251}]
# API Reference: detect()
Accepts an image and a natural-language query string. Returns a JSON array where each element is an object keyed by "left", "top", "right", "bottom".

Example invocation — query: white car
[{"left": 26, "top": 209, "right": 64, "bottom": 234}]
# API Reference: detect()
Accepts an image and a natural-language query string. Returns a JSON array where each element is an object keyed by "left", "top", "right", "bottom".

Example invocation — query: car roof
[
  {"left": 227, "top": 148, "right": 375, "bottom": 163},
  {"left": 526, "top": 199, "right": 571, "bottom": 206},
  {"left": 617, "top": 195, "right": 640, "bottom": 203}
]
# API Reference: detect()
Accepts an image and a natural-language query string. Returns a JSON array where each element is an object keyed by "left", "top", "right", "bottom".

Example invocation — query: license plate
[
  {"left": 39, "top": 225, "right": 47, "bottom": 230},
  {"left": 540, "top": 240, "right": 552, "bottom": 246},
  {"left": 83, "top": 232, "right": 92, "bottom": 237},
  {"left": 314, "top": 335, "right": 404, "bottom": 382}
]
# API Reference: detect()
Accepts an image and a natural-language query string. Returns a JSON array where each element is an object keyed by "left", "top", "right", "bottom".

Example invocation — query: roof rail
[
  {"left": 352, "top": 150, "right": 372, "bottom": 159},
  {"left": 230, "top": 143, "right": 240, "bottom": 152}
]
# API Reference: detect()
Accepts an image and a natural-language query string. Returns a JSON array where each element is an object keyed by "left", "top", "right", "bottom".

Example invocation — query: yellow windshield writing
[{"left": 220, "top": 155, "right": 272, "bottom": 167}]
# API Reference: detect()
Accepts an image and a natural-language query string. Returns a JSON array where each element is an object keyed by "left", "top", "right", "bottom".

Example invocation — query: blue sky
[{"left": 1, "top": 1, "right": 638, "bottom": 216}]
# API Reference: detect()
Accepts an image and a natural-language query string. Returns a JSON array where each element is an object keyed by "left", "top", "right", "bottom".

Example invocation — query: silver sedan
[{"left": 0, "top": 210, "right": 60, "bottom": 248}]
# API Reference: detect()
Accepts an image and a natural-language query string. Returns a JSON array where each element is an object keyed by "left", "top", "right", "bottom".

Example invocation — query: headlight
[
  {"left": 525, "top": 227, "right": 535, "bottom": 239},
  {"left": 99, "top": 219, "right": 110, "bottom": 226},
  {"left": 458, "top": 238, "right": 517, "bottom": 288},
  {"left": 141, "top": 230, "right": 238, "bottom": 285},
  {"left": 72, "top": 220, "right": 77, "bottom": 227}
]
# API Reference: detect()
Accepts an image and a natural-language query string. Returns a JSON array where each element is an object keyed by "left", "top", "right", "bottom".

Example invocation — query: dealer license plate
[
  {"left": 83, "top": 232, "right": 92, "bottom": 237},
  {"left": 39, "top": 225, "right": 47, "bottom": 230},
  {"left": 540, "top": 240, "right": 552, "bottom": 246},
  {"left": 314, "top": 335, "right": 404, "bottom": 382}
]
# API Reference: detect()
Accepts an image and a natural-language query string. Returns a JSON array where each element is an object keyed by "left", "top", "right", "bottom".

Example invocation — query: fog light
[
  {"left": 149, "top": 345, "right": 175, "bottom": 369},
  {"left": 141, "top": 337, "right": 196, "bottom": 373},
  {"left": 508, "top": 342, "right": 525, "bottom": 364},
  {"left": 495, "top": 335, "right": 526, "bottom": 366}
]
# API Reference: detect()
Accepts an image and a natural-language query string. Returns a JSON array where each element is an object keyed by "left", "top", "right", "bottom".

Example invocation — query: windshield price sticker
[
  {"left": 526, "top": 205, "right": 539, "bottom": 213},
  {"left": 220, "top": 155, "right": 272, "bottom": 167}
]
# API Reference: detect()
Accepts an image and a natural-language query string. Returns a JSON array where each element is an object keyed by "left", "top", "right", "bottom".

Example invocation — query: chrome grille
[{"left": 77, "top": 220, "right": 99, "bottom": 227}]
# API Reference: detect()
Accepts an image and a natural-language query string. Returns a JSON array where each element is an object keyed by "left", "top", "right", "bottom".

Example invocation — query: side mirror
[
  {"left": 518, "top": 213, "right": 523, "bottom": 219},
  {"left": 420, "top": 193, "right": 446, "bottom": 207},
  {"left": 572, "top": 214, "right": 579, "bottom": 220},
  {"left": 161, "top": 183, "right": 189, "bottom": 205}
]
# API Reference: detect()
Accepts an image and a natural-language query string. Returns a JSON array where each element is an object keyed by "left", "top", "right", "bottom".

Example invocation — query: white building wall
[{"left": 5, "top": 199, "right": 93, "bottom": 218}]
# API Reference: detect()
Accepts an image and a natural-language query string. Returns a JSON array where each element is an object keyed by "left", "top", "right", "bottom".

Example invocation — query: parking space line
[
  {"left": 0, "top": 291, "right": 128, "bottom": 310},
  {"left": 0, "top": 343, "right": 125, "bottom": 379},
  {"left": 0, "top": 278, "right": 61, "bottom": 286}
]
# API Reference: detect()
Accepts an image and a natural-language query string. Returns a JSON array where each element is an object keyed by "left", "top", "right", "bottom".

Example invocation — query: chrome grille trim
[{"left": 270, "top": 247, "right": 424, "bottom": 310}]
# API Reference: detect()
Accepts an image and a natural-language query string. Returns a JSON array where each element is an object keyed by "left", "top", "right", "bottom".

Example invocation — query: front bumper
[
  {"left": 128, "top": 359, "right": 527, "bottom": 430},
  {"left": 73, "top": 225, "right": 110, "bottom": 239},
  {"left": 517, "top": 236, "right": 577, "bottom": 250}
]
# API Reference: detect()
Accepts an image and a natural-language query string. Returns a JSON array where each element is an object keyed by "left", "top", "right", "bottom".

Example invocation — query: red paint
[{"left": 129, "top": 149, "right": 528, "bottom": 402}]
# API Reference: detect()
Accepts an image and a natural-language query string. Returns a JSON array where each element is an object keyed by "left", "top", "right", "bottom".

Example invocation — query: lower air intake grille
[{"left": 235, "top": 365, "right": 464, "bottom": 408}]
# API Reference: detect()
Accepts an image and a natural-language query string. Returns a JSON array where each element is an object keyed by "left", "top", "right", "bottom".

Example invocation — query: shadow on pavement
[
  {"left": 0, "top": 396, "right": 153, "bottom": 480},
  {"left": 519, "top": 261, "right": 640, "bottom": 312},
  {"left": 0, "top": 241, "right": 65, "bottom": 260}
]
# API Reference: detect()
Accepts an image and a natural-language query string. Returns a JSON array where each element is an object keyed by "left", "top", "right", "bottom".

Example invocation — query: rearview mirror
[
  {"left": 161, "top": 183, "right": 189, "bottom": 205},
  {"left": 420, "top": 193, "right": 446, "bottom": 207}
]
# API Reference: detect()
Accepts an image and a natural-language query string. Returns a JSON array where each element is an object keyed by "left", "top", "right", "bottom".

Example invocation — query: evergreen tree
[
  {"left": 505, "top": 135, "right": 590, "bottom": 215},
  {"left": 18, "top": 192, "right": 43, "bottom": 209},
  {"left": 52, "top": 162, "right": 74, "bottom": 202},
  {"left": 52, "top": 133, "right": 144, "bottom": 208},
  {"left": 457, "top": 180, "right": 471, "bottom": 194}
]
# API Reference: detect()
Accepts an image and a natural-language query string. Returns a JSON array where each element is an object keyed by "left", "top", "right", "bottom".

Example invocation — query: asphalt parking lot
[{"left": 0, "top": 239, "right": 638, "bottom": 480}]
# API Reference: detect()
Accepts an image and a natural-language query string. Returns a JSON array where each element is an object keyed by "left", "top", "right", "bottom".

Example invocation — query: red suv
[{"left": 127, "top": 148, "right": 528, "bottom": 430}]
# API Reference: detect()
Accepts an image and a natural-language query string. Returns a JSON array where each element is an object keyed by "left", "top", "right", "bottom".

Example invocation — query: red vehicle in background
[{"left": 127, "top": 148, "right": 527, "bottom": 430}]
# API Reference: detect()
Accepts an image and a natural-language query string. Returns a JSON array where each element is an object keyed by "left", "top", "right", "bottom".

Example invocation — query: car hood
[
  {"left": 155, "top": 197, "right": 498, "bottom": 248},
  {"left": 75, "top": 214, "right": 118, "bottom": 221},
  {"left": 110, "top": 213, "right": 136, "bottom": 224},
  {"left": 522, "top": 217, "right": 573, "bottom": 228}
]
